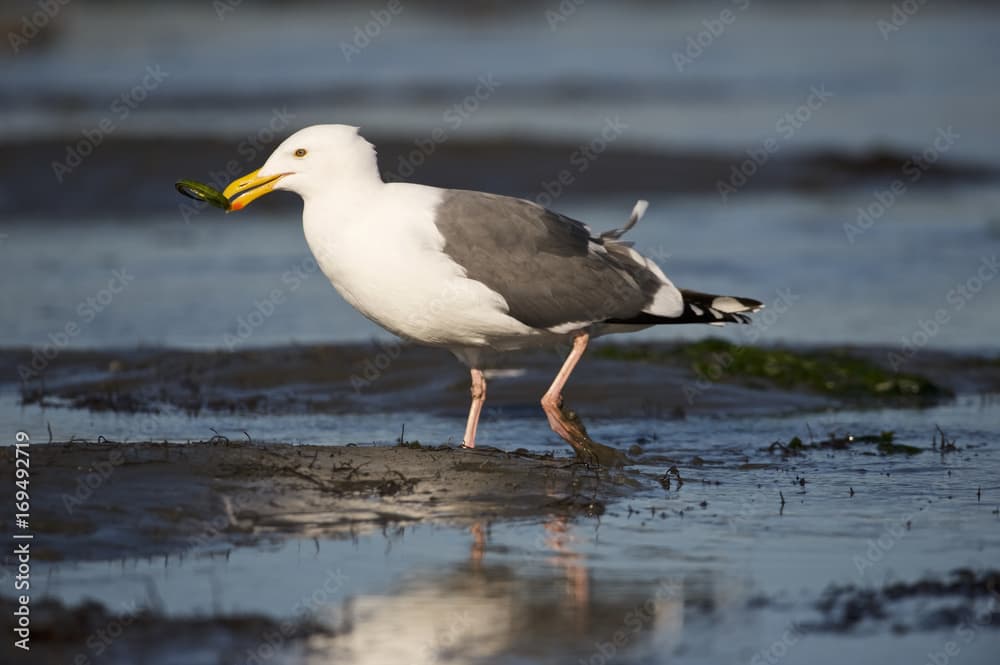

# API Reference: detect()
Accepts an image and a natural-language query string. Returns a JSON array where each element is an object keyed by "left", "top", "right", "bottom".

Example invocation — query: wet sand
[
  {"left": 8, "top": 341, "right": 999, "bottom": 422},
  {"left": 6, "top": 440, "right": 627, "bottom": 563},
  {"left": 3, "top": 432, "right": 999, "bottom": 664},
  {"left": 3, "top": 342, "right": 999, "bottom": 663},
  {"left": 1, "top": 438, "right": 635, "bottom": 663}
]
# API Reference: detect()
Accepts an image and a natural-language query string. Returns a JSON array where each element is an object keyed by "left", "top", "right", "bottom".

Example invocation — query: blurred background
[{"left": 2, "top": 0, "right": 999, "bottom": 352}]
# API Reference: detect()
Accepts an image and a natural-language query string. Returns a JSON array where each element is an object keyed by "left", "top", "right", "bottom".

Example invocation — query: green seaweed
[
  {"left": 876, "top": 441, "right": 923, "bottom": 455},
  {"left": 596, "top": 339, "right": 949, "bottom": 401},
  {"left": 768, "top": 430, "right": 923, "bottom": 456},
  {"left": 852, "top": 431, "right": 896, "bottom": 444},
  {"left": 175, "top": 179, "right": 231, "bottom": 210}
]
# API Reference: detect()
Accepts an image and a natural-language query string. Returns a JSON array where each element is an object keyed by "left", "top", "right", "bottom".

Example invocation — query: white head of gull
[{"left": 223, "top": 124, "right": 763, "bottom": 465}]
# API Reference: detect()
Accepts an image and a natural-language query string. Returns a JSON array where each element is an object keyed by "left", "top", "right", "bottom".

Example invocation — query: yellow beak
[{"left": 222, "top": 168, "right": 288, "bottom": 211}]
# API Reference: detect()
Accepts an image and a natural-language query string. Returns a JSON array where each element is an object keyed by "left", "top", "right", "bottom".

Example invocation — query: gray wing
[{"left": 434, "top": 189, "right": 665, "bottom": 330}]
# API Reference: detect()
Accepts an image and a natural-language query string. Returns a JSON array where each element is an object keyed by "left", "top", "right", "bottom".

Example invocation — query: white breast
[{"left": 302, "top": 183, "right": 537, "bottom": 348}]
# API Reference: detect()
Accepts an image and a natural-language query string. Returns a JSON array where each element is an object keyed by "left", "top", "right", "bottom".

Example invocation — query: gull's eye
[{"left": 294, "top": 148, "right": 307, "bottom": 158}]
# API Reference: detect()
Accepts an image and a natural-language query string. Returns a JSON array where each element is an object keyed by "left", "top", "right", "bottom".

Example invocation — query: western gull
[{"left": 221, "top": 124, "right": 762, "bottom": 465}]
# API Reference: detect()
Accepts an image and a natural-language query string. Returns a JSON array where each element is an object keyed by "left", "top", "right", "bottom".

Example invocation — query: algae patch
[
  {"left": 768, "top": 431, "right": 923, "bottom": 456},
  {"left": 597, "top": 339, "right": 949, "bottom": 402}
]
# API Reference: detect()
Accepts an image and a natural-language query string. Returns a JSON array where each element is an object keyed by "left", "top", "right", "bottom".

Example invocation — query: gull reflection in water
[{"left": 305, "top": 518, "right": 695, "bottom": 665}]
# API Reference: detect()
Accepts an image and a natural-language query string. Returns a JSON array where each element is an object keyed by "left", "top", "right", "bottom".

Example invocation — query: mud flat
[
  {"left": 1, "top": 440, "right": 630, "bottom": 563},
  {"left": 2, "top": 341, "right": 1000, "bottom": 664},
  {"left": 3, "top": 436, "right": 999, "bottom": 665},
  {"left": 0, "top": 440, "right": 636, "bottom": 663},
  {"left": 8, "top": 341, "right": 999, "bottom": 422}
]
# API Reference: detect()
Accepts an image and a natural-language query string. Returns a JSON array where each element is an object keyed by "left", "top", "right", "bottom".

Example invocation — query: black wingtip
[{"left": 603, "top": 290, "right": 763, "bottom": 327}]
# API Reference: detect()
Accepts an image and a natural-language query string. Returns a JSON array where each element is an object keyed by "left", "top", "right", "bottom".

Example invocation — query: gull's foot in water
[{"left": 557, "top": 403, "right": 630, "bottom": 468}]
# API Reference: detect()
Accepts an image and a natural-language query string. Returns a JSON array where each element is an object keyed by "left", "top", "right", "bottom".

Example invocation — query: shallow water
[
  {"left": 18, "top": 395, "right": 1000, "bottom": 664},
  {"left": 5, "top": 3, "right": 1000, "bottom": 165},
  {"left": 3, "top": 184, "right": 1000, "bottom": 354},
  {"left": 4, "top": 384, "right": 1000, "bottom": 451}
]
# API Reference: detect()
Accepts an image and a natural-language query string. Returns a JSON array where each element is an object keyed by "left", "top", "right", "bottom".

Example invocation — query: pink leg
[
  {"left": 461, "top": 368, "right": 487, "bottom": 448},
  {"left": 540, "top": 333, "right": 590, "bottom": 448}
]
